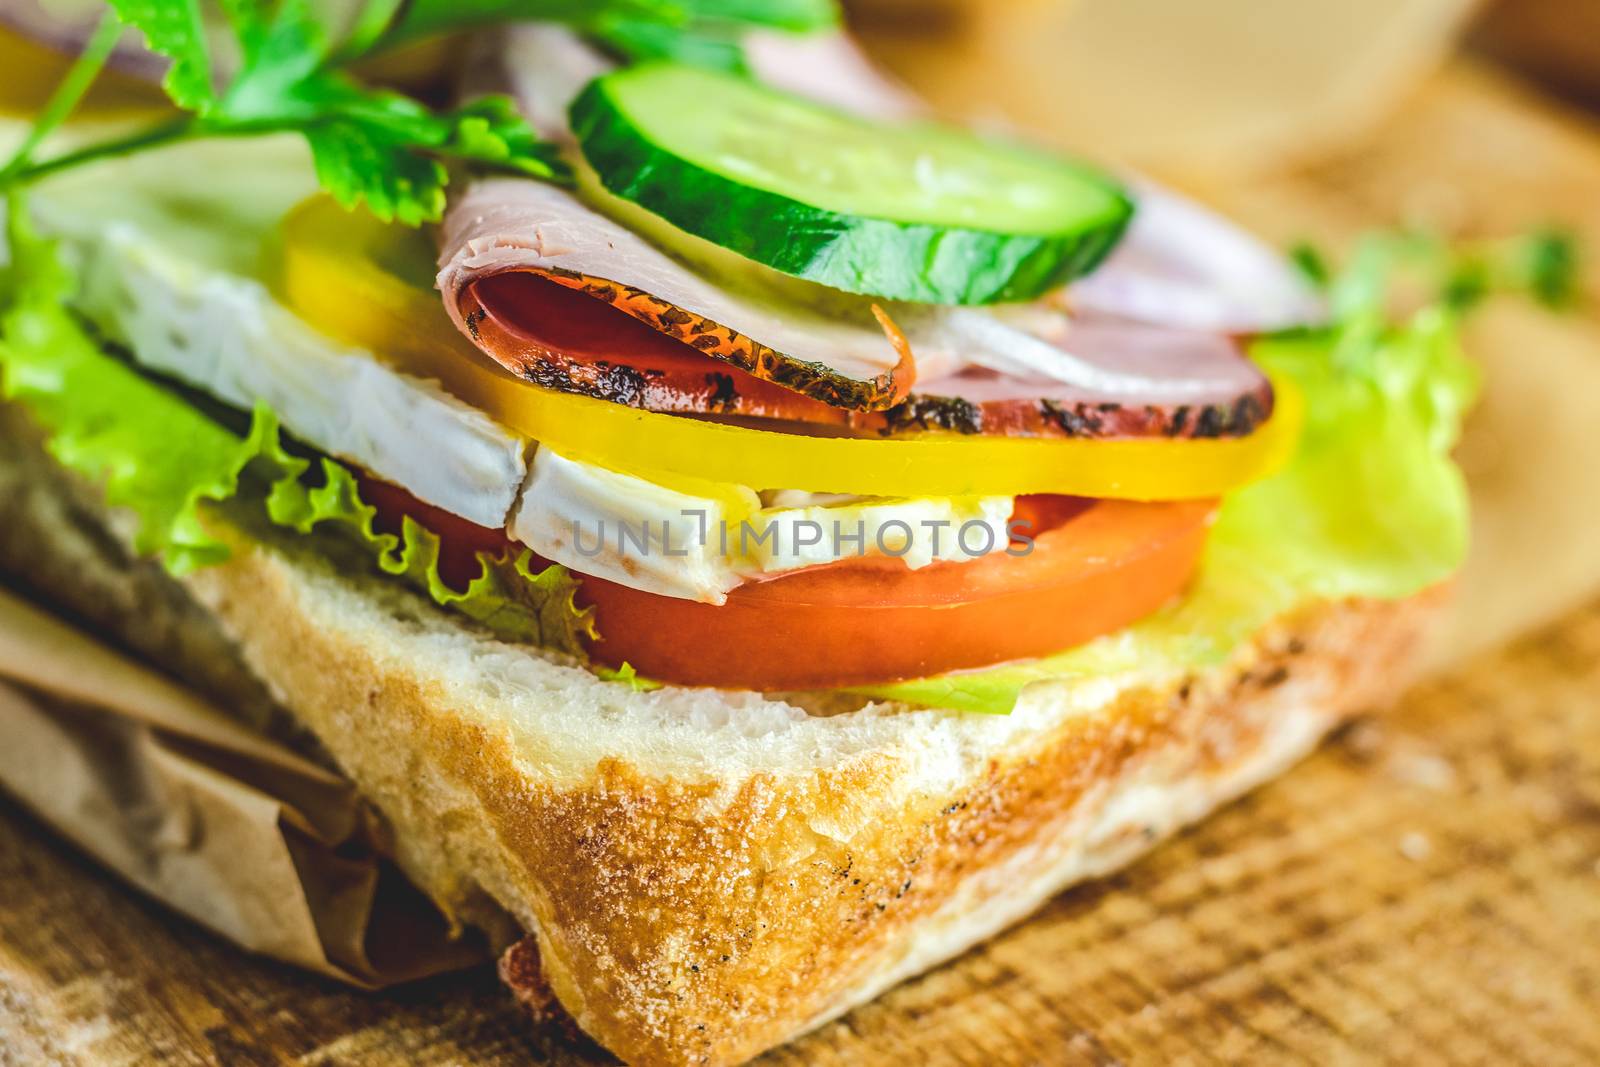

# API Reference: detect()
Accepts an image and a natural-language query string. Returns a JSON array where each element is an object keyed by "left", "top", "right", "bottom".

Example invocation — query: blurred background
[
  {"left": 845, "top": 0, "right": 1600, "bottom": 172},
  {"left": 845, "top": 0, "right": 1600, "bottom": 668}
]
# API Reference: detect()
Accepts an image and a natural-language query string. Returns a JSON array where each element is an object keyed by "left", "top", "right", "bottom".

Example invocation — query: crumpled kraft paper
[{"left": 0, "top": 586, "right": 488, "bottom": 988}]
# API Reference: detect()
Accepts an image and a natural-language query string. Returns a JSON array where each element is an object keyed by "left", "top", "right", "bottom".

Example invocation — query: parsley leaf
[
  {"left": 1520, "top": 228, "right": 1580, "bottom": 309},
  {"left": 215, "top": 0, "right": 325, "bottom": 116},
  {"left": 1287, "top": 242, "right": 1331, "bottom": 289},
  {"left": 666, "top": 0, "right": 839, "bottom": 30},
  {"left": 596, "top": 662, "right": 664, "bottom": 691},
  {"left": 105, "top": 0, "right": 216, "bottom": 109},
  {"left": 6, "top": 0, "right": 841, "bottom": 218},
  {"left": 588, "top": 0, "right": 840, "bottom": 70},
  {"left": 231, "top": 0, "right": 565, "bottom": 221},
  {"left": 1309, "top": 228, "right": 1586, "bottom": 321},
  {"left": 383, "top": 0, "right": 839, "bottom": 44},
  {"left": 10, "top": 0, "right": 564, "bottom": 224}
]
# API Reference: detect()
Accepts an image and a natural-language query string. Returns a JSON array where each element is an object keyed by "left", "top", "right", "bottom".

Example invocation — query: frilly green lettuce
[
  {"left": 0, "top": 196, "right": 593, "bottom": 653},
  {"left": 595, "top": 662, "right": 665, "bottom": 692},
  {"left": 259, "top": 431, "right": 595, "bottom": 650},
  {"left": 1, "top": 196, "right": 250, "bottom": 573}
]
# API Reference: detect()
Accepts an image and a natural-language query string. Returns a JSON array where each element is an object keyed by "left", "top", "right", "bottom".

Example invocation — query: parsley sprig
[
  {"left": 384, "top": 0, "right": 838, "bottom": 47},
  {"left": 1291, "top": 228, "right": 1582, "bottom": 320},
  {"left": 2, "top": 0, "right": 567, "bottom": 224},
  {"left": 0, "top": 0, "right": 843, "bottom": 221}
]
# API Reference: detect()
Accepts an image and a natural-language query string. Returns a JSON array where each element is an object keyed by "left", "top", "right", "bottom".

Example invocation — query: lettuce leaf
[
  {"left": 1, "top": 196, "right": 252, "bottom": 573},
  {"left": 0, "top": 196, "right": 593, "bottom": 653},
  {"left": 859, "top": 308, "right": 1478, "bottom": 714},
  {"left": 258, "top": 437, "right": 595, "bottom": 651},
  {"left": 595, "top": 662, "right": 665, "bottom": 692}
]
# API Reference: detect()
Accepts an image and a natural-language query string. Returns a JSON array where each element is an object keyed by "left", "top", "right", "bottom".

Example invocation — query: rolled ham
[
  {"left": 435, "top": 23, "right": 1278, "bottom": 439},
  {"left": 441, "top": 198, "right": 1273, "bottom": 439},
  {"left": 437, "top": 177, "right": 916, "bottom": 412},
  {"left": 742, "top": 28, "right": 924, "bottom": 121},
  {"left": 1069, "top": 181, "right": 1326, "bottom": 333},
  {"left": 894, "top": 319, "right": 1273, "bottom": 438}
]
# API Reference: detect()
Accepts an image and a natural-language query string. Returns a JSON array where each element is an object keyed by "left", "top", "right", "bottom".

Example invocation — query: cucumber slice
[{"left": 570, "top": 62, "right": 1133, "bottom": 306}]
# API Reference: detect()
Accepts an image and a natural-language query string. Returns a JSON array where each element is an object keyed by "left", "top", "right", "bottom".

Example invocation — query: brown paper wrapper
[{"left": 0, "top": 586, "right": 488, "bottom": 988}]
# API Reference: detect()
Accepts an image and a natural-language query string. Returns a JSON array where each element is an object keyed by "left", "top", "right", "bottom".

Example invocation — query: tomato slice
[
  {"left": 356, "top": 472, "right": 1211, "bottom": 690},
  {"left": 577, "top": 496, "right": 1213, "bottom": 688}
]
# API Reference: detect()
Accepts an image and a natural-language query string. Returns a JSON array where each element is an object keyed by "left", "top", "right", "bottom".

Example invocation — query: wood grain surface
[{"left": 4, "top": 59, "right": 1600, "bottom": 1067}]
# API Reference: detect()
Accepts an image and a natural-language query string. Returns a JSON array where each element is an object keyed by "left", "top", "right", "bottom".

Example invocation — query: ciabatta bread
[{"left": 0, "top": 411, "right": 1444, "bottom": 1065}]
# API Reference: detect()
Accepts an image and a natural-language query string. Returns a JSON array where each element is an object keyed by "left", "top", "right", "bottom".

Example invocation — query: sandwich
[{"left": 0, "top": 3, "right": 1478, "bottom": 1064}]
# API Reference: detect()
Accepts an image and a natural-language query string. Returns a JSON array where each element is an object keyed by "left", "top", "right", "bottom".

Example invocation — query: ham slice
[
  {"left": 453, "top": 255, "right": 1272, "bottom": 440},
  {"left": 437, "top": 177, "right": 915, "bottom": 412},
  {"left": 485, "top": 24, "right": 922, "bottom": 139},
  {"left": 742, "top": 28, "right": 924, "bottom": 121},
  {"left": 896, "top": 320, "right": 1272, "bottom": 438},
  {"left": 435, "top": 24, "right": 1277, "bottom": 439},
  {"left": 464, "top": 24, "right": 609, "bottom": 145},
  {"left": 1069, "top": 181, "right": 1326, "bottom": 333}
]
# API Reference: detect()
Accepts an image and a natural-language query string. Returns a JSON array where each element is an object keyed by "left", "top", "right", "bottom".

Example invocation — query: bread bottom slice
[{"left": 0, "top": 414, "right": 1444, "bottom": 1066}]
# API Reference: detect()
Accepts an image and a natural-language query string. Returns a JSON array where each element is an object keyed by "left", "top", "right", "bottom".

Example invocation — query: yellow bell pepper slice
[{"left": 279, "top": 195, "right": 1300, "bottom": 499}]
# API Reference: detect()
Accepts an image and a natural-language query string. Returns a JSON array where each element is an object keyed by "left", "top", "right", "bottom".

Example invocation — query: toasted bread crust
[
  {"left": 181, "top": 526, "right": 1439, "bottom": 1065},
  {"left": 0, "top": 415, "right": 1444, "bottom": 1065}
]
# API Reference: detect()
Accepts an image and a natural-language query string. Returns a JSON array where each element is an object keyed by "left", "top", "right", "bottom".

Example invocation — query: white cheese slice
[
  {"left": 747, "top": 494, "right": 1014, "bottom": 576},
  {"left": 513, "top": 450, "right": 1014, "bottom": 604},
  {"left": 63, "top": 222, "right": 529, "bottom": 530},
  {"left": 28, "top": 137, "right": 529, "bottom": 530},
  {"left": 514, "top": 450, "right": 759, "bottom": 603}
]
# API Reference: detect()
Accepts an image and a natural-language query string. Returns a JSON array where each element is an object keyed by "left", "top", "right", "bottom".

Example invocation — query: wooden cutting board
[{"left": 3, "top": 59, "right": 1600, "bottom": 1066}]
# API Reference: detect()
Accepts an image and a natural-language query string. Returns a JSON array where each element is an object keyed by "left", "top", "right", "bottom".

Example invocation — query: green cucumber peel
[{"left": 572, "top": 62, "right": 1132, "bottom": 306}]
